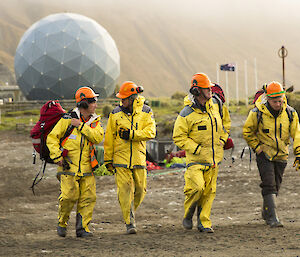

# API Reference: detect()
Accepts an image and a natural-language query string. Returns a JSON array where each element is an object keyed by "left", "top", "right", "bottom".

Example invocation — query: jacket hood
[
  {"left": 183, "top": 94, "right": 214, "bottom": 112},
  {"left": 133, "top": 95, "right": 145, "bottom": 113},
  {"left": 73, "top": 107, "right": 100, "bottom": 125},
  {"left": 184, "top": 94, "right": 198, "bottom": 106}
]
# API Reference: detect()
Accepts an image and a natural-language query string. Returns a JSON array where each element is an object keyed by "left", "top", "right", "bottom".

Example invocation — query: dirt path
[{"left": 0, "top": 115, "right": 300, "bottom": 256}]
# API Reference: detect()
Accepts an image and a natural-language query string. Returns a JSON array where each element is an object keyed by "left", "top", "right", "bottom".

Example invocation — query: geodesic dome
[{"left": 14, "top": 13, "right": 120, "bottom": 100}]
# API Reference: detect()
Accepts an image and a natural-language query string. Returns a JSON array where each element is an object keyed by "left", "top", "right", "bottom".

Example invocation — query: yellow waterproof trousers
[
  {"left": 115, "top": 167, "right": 147, "bottom": 224},
  {"left": 58, "top": 175, "right": 96, "bottom": 232},
  {"left": 183, "top": 164, "right": 219, "bottom": 229}
]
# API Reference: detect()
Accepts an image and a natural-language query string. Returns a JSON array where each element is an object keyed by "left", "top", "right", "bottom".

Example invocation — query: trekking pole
[
  {"left": 249, "top": 147, "right": 252, "bottom": 171},
  {"left": 30, "top": 159, "right": 47, "bottom": 195},
  {"left": 32, "top": 149, "right": 36, "bottom": 164}
]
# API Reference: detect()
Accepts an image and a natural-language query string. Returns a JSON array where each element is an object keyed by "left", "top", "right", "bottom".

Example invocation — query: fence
[{"left": 0, "top": 98, "right": 120, "bottom": 114}]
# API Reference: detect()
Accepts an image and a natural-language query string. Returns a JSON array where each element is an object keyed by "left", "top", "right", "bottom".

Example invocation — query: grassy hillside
[{"left": 0, "top": 0, "right": 300, "bottom": 97}]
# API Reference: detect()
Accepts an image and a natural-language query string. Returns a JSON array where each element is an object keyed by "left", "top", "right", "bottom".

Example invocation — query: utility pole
[{"left": 278, "top": 46, "right": 288, "bottom": 88}]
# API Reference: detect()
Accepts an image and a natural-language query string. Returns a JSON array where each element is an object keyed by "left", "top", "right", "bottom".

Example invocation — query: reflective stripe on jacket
[
  {"left": 173, "top": 95, "right": 229, "bottom": 167},
  {"left": 104, "top": 96, "right": 156, "bottom": 169},
  {"left": 47, "top": 108, "right": 104, "bottom": 176},
  {"left": 243, "top": 94, "right": 300, "bottom": 161}
]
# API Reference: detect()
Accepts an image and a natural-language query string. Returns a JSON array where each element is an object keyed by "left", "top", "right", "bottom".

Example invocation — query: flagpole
[
  {"left": 225, "top": 71, "right": 229, "bottom": 106},
  {"left": 235, "top": 61, "right": 239, "bottom": 104}
]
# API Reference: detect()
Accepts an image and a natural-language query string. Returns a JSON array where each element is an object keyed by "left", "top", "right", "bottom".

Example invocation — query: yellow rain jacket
[
  {"left": 243, "top": 95, "right": 300, "bottom": 161},
  {"left": 104, "top": 96, "right": 156, "bottom": 169},
  {"left": 47, "top": 108, "right": 104, "bottom": 176},
  {"left": 173, "top": 95, "right": 229, "bottom": 167}
]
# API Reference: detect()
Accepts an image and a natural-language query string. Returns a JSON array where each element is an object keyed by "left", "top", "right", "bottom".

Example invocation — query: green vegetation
[
  {"left": 1, "top": 93, "right": 299, "bottom": 132},
  {"left": 0, "top": 110, "right": 39, "bottom": 131},
  {"left": 94, "top": 164, "right": 114, "bottom": 176}
]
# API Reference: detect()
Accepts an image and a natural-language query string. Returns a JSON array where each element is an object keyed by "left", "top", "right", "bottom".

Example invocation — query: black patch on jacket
[
  {"left": 262, "top": 129, "right": 269, "bottom": 133},
  {"left": 198, "top": 125, "right": 207, "bottom": 130}
]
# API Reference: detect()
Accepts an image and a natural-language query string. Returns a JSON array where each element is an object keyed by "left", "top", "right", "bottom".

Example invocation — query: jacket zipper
[
  {"left": 273, "top": 117, "right": 279, "bottom": 160},
  {"left": 78, "top": 134, "right": 84, "bottom": 174},
  {"left": 129, "top": 114, "right": 134, "bottom": 168},
  {"left": 279, "top": 123, "right": 282, "bottom": 138},
  {"left": 215, "top": 118, "right": 218, "bottom": 132},
  {"left": 208, "top": 112, "right": 215, "bottom": 165}
]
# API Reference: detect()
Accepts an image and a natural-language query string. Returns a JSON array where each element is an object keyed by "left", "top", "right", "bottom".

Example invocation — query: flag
[{"left": 220, "top": 63, "right": 235, "bottom": 71}]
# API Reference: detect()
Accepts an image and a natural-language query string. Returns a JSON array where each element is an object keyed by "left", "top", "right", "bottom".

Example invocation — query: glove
[
  {"left": 224, "top": 137, "right": 234, "bottom": 150},
  {"left": 105, "top": 163, "right": 115, "bottom": 174},
  {"left": 105, "top": 163, "right": 114, "bottom": 172},
  {"left": 293, "top": 157, "right": 300, "bottom": 171},
  {"left": 119, "top": 128, "right": 130, "bottom": 140},
  {"left": 62, "top": 160, "right": 70, "bottom": 170}
]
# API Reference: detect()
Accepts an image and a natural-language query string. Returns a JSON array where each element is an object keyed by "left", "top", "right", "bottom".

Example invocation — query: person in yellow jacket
[
  {"left": 243, "top": 81, "right": 300, "bottom": 227},
  {"left": 47, "top": 87, "right": 104, "bottom": 237},
  {"left": 104, "top": 81, "right": 156, "bottom": 234},
  {"left": 173, "top": 73, "right": 229, "bottom": 233}
]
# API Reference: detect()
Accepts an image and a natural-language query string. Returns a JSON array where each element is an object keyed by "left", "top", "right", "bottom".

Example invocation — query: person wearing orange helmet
[
  {"left": 104, "top": 81, "right": 156, "bottom": 234},
  {"left": 243, "top": 81, "right": 300, "bottom": 228},
  {"left": 173, "top": 73, "right": 229, "bottom": 233},
  {"left": 47, "top": 86, "right": 104, "bottom": 237}
]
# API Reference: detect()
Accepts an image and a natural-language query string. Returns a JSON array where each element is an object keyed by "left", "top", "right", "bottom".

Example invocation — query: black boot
[
  {"left": 57, "top": 225, "right": 67, "bottom": 237},
  {"left": 263, "top": 194, "right": 283, "bottom": 228},
  {"left": 196, "top": 206, "right": 214, "bottom": 233},
  {"left": 76, "top": 213, "right": 93, "bottom": 237},
  {"left": 182, "top": 202, "right": 197, "bottom": 229},
  {"left": 126, "top": 207, "right": 137, "bottom": 234}
]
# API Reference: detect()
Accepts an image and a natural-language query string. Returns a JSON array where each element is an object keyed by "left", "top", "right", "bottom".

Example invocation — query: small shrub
[{"left": 171, "top": 91, "right": 186, "bottom": 100}]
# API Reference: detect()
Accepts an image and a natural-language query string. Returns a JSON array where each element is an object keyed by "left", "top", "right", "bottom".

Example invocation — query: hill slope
[{"left": 1, "top": 0, "right": 300, "bottom": 97}]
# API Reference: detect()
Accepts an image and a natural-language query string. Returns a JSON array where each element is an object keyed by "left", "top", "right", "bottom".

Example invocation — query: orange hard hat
[
  {"left": 266, "top": 82, "right": 285, "bottom": 98},
  {"left": 191, "top": 73, "right": 213, "bottom": 89},
  {"left": 116, "top": 81, "right": 143, "bottom": 99},
  {"left": 75, "top": 86, "right": 99, "bottom": 103}
]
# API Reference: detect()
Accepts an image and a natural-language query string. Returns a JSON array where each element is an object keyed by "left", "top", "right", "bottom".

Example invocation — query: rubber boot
[
  {"left": 76, "top": 213, "right": 93, "bottom": 237},
  {"left": 196, "top": 206, "right": 214, "bottom": 233},
  {"left": 263, "top": 194, "right": 283, "bottom": 228},
  {"left": 126, "top": 207, "right": 137, "bottom": 234},
  {"left": 182, "top": 202, "right": 197, "bottom": 229},
  {"left": 57, "top": 225, "right": 67, "bottom": 237}
]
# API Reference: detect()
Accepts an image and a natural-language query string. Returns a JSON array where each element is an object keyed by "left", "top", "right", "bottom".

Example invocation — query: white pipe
[
  {"left": 216, "top": 63, "right": 220, "bottom": 85},
  {"left": 244, "top": 60, "right": 248, "bottom": 107},
  {"left": 254, "top": 57, "right": 258, "bottom": 91}
]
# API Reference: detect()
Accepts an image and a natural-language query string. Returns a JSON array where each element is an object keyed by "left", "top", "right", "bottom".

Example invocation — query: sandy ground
[{"left": 0, "top": 114, "right": 300, "bottom": 257}]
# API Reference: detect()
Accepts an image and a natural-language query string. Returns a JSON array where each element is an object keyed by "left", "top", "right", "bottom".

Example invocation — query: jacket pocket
[{"left": 198, "top": 125, "right": 207, "bottom": 130}]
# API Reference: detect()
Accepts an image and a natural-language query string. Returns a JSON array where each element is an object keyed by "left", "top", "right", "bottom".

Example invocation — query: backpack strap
[
  {"left": 252, "top": 107, "right": 262, "bottom": 126},
  {"left": 60, "top": 111, "right": 79, "bottom": 146},
  {"left": 285, "top": 105, "right": 295, "bottom": 123},
  {"left": 212, "top": 94, "right": 223, "bottom": 119}
]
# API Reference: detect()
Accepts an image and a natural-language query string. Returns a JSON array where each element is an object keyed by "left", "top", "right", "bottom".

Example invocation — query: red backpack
[
  {"left": 31, "top": 100, "right": 66, "bottom": 163},
  {"left": 30, "top": 100, "right": 67, "bottom": 194}
]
